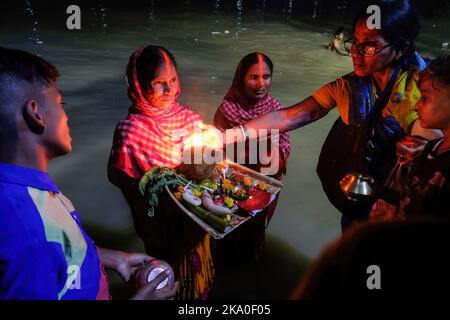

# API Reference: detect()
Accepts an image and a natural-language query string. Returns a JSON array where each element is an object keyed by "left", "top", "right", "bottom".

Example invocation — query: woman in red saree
[
  {"left": 108, "top": 45, "right": 213, "bottom": 300},
  {"left": 213, "top": 52, "right": 291, "bottom": 264}
]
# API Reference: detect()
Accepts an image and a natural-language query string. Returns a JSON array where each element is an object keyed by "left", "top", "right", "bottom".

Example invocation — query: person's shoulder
[
  {"left": 318, "top": 72, "right": 354, "bottom": 96},
  {"left": 213, "top": 102, "right": 233, "bottom": 130},
  {"left": 0, "top": 182, "right": 30, "bottom": 220},
  {"left": 333, "top": 38, "right": 341, "bottom": 45},
  {"left": 265, "top": 95, "right": 286, "bottom": 111},
  {"left": 183, "top": 105, "right": 203, "bottom": 122},
  {"left": 115, "top": 114, "right": 152, "bottom": 139},
  {"left": 57, "top": 192, "right": 76, "bottom": 214},
  {"left": 188, "top": 108, "right": 202, "bottom": 118},
  {"left": 332, "top": 73, "right": 354, "bottom": 96},
  {"left": 0, "top": 184, "right": 48, "bottom": 254},
  {"left": 267, "top": 95, "right": 282, "bottom": 104},
  {"left": 214, "top": 100, "right": 226, "bottom": 115},
  {"left": 320, "top": 72, "right": 354, "bottom": 89},
  {"left": 118, "top": 113, "right": 146, "bottom": 126},
  {"left": 339, "top": 72, "right": 355, "bottom": 84},
  {"left": 115, "top": 116, "right": 136, "bottom": 133}
]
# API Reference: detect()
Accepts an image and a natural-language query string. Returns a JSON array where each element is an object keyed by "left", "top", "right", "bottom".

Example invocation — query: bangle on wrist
[
  {"left": 242, "top": 125, "right": 250, "bottom": 140},
  {"left": 239, "top": 125, "right": 247, "bottom": 142}
]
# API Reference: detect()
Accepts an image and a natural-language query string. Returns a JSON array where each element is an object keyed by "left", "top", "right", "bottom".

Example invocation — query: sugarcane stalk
[{"left": 183, "top": 201, "right": 231, "bottom": 233}]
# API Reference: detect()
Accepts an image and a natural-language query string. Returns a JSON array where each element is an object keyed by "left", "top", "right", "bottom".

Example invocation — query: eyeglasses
[{"left": 344, "top": 37, "right": 392, "bottom": 57}]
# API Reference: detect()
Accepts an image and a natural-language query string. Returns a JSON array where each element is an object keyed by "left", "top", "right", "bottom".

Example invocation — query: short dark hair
[
  {"left": 335, "top": 26, "right": 345, "bottom": 36},
  {"left": 0, "top": 47, "right": 59, "bottom": 85},
  {"left": 420, "top": 54, "right": 450, "bottom": 89},
  {"left": 135, "top": 45, "right": 177, "bottom": 91},
  {"left": 0, "top": 47, "right": 59, "bottom": 151}
]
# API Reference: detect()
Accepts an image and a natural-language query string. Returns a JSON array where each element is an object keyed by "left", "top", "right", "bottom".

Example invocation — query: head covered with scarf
[
  {"left": 109, "top": 45, "right": 202, "bottom": 181},
  {"left": 108, "top": 46, "right": 213, "bottom": 300},
  {"left": 214, "top": 52, "right": 291, "bottom": 166}
]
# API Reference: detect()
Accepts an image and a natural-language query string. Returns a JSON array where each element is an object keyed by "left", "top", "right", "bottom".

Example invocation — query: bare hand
[
  {"left": 339, "top": 174, "right": 353, "bottom": 188},
  {"left": 115, "top": 253, "right": 153, "bottom": 282},
  {"left": 184, "top": 123, "right": 223, "bottom": 150},
  {"left": 130, "top": 271, "right": 179, "bottom": 300},
  {"left": 369, "top": 199, "right": 397, "bottom": 221},
  {"left": 396, "top": 136, "right": 427, "bottom": 164}
]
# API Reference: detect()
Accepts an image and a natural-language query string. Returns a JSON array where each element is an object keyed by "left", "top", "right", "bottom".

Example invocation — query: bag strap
[
  {"left": 365, "top": 67, "right": 402, "bottom": 134},
  {"left": 352, "top": 67, "right": 402, "bottom": 155}
]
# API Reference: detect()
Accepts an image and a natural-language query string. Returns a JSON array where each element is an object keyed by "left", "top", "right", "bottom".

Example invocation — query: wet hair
[
  {"left": 420, "top": 54, "right": 450, "bottom": 89},
  {"left": 353, "top": 0, "right": 420, "bottom": 68},
  {"left": 335, "top": 26, "right": 345, "bottom": 36},
  {"left": 238, "top": 52, "right": 273, "bottom": 81},
  {"left": 136, "top": 45, "right": 178, "bottom": 90},
  {"left": 0, "top": 46, "right": 59, "bottom": 152}
]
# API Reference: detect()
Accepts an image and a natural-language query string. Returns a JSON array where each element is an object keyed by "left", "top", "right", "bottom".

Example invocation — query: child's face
[
  {"left": 40, "top": 86, "right": 72, "bottom": 158},
  {"left": 416, "top": 77, "right": 450, "bottom": 131}
]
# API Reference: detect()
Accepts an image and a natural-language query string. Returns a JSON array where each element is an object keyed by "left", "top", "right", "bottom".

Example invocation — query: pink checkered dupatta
[
  {"left": 215, "top": 58, "right": 291, "bottom": 161},
  {"left": 109, "top": 46, "right": 202, "bottom": 179}
]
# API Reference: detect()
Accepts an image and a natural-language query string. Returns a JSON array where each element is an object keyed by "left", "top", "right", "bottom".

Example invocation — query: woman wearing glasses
[{"left": 212, "top": 0, "right": 441, "bottom": 229}]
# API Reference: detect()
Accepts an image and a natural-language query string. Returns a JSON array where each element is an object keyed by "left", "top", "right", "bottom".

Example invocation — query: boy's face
[
  {"left": 416, "top": 78, "right": 450, "bottom": 131},
  {"left": 40, "top": 85, "right": 72, "bottom": 158}
]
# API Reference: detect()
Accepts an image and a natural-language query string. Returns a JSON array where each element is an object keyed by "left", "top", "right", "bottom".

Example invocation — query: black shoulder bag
[{"left": 316, "top": 68, "right": 406, "bottom": 218}]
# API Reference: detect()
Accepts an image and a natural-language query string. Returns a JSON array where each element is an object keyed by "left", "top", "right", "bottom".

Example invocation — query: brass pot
[{"left": 340, "top": 172, "right": 375, "bottom": 202}]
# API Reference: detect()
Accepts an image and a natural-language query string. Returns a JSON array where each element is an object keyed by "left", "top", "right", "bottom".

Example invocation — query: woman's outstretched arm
[
  {"left": 186, "top": 96, "right": 331, "bottom": 147},
  {"left": 242, "top": 96, "right": 331, "bottom": 139}
]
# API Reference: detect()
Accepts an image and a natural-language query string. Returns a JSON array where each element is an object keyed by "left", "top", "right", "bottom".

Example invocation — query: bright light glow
[
  {"left": 191, "top": 134, "right": 203, "bottom": 147},
  {"left": 184, "top": 123, "right": 222, "bottom": 150}
]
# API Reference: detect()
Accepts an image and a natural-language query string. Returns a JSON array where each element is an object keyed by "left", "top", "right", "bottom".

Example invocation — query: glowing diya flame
[
  {"left": 184, "top": 123, "right": 223, "bottom": 150},
  {"left": 190, "top": 134, "right": 204, "bottom": 147}
]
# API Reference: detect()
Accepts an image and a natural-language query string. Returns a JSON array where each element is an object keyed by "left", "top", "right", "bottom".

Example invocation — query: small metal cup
[
  {"left": 133, "top": 259, "right": 175, "bottom": 290},
  {"left": 340, "top": 172, "right": 376, "bottom": 202}
]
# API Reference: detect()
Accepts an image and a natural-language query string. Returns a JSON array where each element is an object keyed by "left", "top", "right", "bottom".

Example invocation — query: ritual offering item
[
  {"left": 237, "top": 189, "right": 272, "bottom": 212},
  {"left": 139, "top": 159, "right": 283, "bottom": 239},
  {"left": 133, "top": 259, "right": 175, "bottom": 290},
  {"left": 177, "top": 146, "right": 218, "bottom": 181},
  {"left": 340, "top": 172, "right": 376, "bottom": 202}
]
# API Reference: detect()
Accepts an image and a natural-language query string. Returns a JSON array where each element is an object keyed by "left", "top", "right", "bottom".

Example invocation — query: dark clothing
[
  {"left": 402, "top": 138, "right": 450, "bottom": 217},
  {"left": 293, "top": 219, "right": 450, "bottom": 300},
  {"left": 213, "top": 111, "right": 286, "bottom": 265},
  {"left": 375, "top": 138, "right": 450, "bottom": 220},
  {"left": 109, "top": 169, "right": 214, "bottom": 300}
]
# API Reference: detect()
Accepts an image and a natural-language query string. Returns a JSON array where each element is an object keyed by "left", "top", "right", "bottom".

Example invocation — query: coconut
[{"left": 177, "top": 146, "right": 219, "bottom": 181}]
